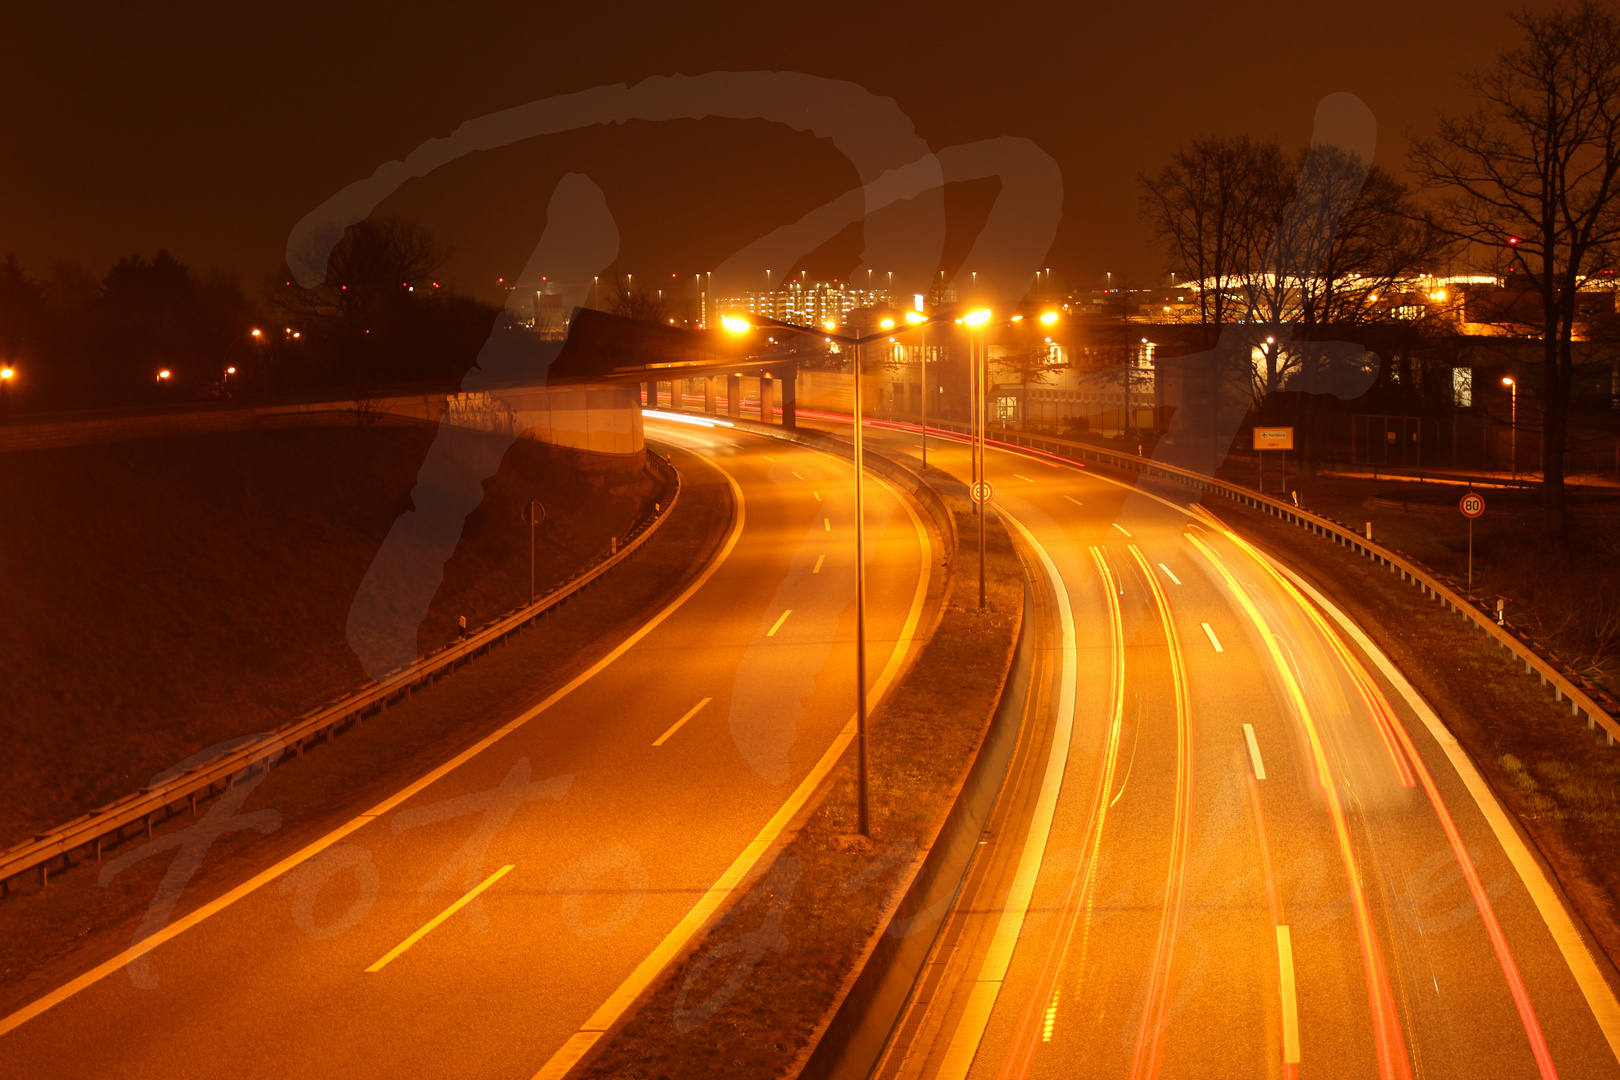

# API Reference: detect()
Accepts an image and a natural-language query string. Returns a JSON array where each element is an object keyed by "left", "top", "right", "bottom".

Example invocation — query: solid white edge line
[
  {"left": 1275, "top": 561, "right": 1620, "bottom": 1064},
  {"left": 534, "top": 464, "right": 936, "bottom": 1079},
  {"left": 652, "top": 697, "right": 713, "bottom": 747},
  {"left": 1243, "top": 722, "right": 1267, "bottom": 781},
  {"left": 365, "top": 863, "right": 516, "bottom": 972},
  {"left": 1158, "top": 562, "right": 1182, "bottom": 585},
  {"left": 936, "top": 509, "right": 1078, "bottom": 1080},
  {"left": 1201, "top": 621, "right": 1224, "bottom": 653},
  {"left": 0, "top": 461, "right": 750, "bottom": 1041}
]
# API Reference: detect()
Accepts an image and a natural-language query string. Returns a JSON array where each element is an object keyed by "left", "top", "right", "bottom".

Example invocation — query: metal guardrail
[
  {"left": 820, "top": 411, "right": 1620, "bottom": 748},
  {"left": 1, "top": 453, "right": 684, "bottom": 894}
]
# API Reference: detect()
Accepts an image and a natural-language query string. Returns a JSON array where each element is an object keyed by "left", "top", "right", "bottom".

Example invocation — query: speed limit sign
[
  {"left": 971, "top": 481, "right": 994, "bottom": 505},
  {"left": 1459, "top": 492, "right": 1485, "bottom": 518}
]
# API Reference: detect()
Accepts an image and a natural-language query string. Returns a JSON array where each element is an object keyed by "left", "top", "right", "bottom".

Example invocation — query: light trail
[
  {"left": 1125, "top": 543, "right": 1195, "bottom": 1080},
  {"left": 1188, "top": 530, "right": 1413, "bottom": 1080},
  {"left": 1206, "top": 519, "right": 1561, "bottom": 1079},
  {"left": 994, "top": 545, "right": 1127, "bottom": 1080}
]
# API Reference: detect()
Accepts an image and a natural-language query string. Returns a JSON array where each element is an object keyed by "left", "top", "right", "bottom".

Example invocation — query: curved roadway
[
  {"left": 0, "top": 416, "right": 941, "bottom": 1080},
  {"left": 824, "top": 418, "right": 1620, "bottom": 1080}
]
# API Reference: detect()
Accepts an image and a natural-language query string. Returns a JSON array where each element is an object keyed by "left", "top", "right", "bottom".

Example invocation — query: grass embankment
[
  {"left": 578, "top": 472, "right": 1023, "bottom": 1080},
  {"left": 0, "top": 423, "right": 659, "bottom": 848},
  {"left": 1206, "top": 493, "right": 1620, "bottom": 969}
]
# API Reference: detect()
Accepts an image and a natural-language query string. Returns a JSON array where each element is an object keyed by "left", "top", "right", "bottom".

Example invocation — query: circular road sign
[
  {"left": 1459, "top": 492, "right": 1486, "bottom": 519},
  {"left": 521, "top": 501, "right": 546, "bottom": 525},
  {"left": 971, "top": 481, "right": 994, "bottom": 505}
]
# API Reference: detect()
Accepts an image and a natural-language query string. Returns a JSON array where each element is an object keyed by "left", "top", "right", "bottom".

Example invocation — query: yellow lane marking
[
  {"left": 1201, "top": 621, "right": 1224, "bottom": 653},
  {"left": 1243, "top": 723, "right": 1267, "bottom": 780},
  {"left": 766, "top": 610, "right": 792, "bottom": 637},
  {"left": 813, "top": 554, "right": 825, "bottom": 574},
  {"left": 366, "top": 864, "right": 515, "bottom": 973},
  {"left": 535, "top": 465, "right": 936, "bottom": 1080},
  {"left": 653, "top": 697, "right": 713, "bottom": 746},
  {"left": 0, "top": 459, "right": 751, "bottom": 1041},
  {"left": 1277, "top": 925, "right": 1301, "bottom": 1064}
]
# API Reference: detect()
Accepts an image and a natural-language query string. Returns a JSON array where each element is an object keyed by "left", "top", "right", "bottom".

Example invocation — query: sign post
[
  {"left": 521, "top": 501, "right": 546, "bottom": 602},
  {"left": 1253, "top": 427, "right": 1295, "bottom": 493},
  {"left": 1459, "top": 491, "right": 1485, "bottom": 596}
]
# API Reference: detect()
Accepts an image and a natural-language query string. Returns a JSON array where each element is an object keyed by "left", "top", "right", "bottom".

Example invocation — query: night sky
[{"left": 2, "top": 1, "right": 1520, "bottom": 305}]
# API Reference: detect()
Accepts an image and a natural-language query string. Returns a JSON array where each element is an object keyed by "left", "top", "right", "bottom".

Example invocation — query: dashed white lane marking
[
  {"left": 1014, "top": 473, "right": 1035, "bottom": 483},
  {"left": 1277, "top": 925, "right": 1300, "bottom": 1063},
  {"left": 366, "top": 864, "right": 515, "bottom": 973},
  {"left": 813, "top": 554, "right": 825, "bottom": 574},
  {"left": 824, "top": 518, "right": 831, "bottom": 531},
  {"left": 792, "top": 470, "right": 804, "bottom": 479},
  {"left": 1112, "top": 523, "right": 1132, "bottom": 537},
  {"left": 814, "top": 491, "right": 822, "bottom": 502},
  {"left": 1243, "top": 723, "right": 1266, "bottom": 780},
  {"left": 1062, "top": 494, "right": 1083, "bottom": 507},
  {"left": 653, "top": 697, "right": 713, "bottom": 746},
  {"left": 1158, "top": 562, "right": 1182, "bottom": 585},
  {"left": 1201, "top": 622, "right": 1224, "bottom": 653},
  {"left": 766, "top": 609, "right": 793, "bottom": 637}
]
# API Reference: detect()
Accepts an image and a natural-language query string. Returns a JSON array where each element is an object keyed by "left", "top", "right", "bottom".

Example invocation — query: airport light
[{"left": 720, "top": 304, "right": 948, "bottom": 838}]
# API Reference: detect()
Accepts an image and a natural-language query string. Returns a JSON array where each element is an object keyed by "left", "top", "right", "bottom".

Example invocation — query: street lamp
[
  {"left": 960, "top": 308, "right": 994, "bottom": 609},
  {"left": 721, "top": 305, "right": 946, "bottom": 838},
  {"left": 0, "top": 364, "right": 13, "bottom": 410},
  {"left": 1502, "top": 376, "right": 1518, "bottom": 481}
]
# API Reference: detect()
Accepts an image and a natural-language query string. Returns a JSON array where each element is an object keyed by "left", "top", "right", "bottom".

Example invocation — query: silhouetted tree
[
  {"left": 607, "top": 273, "right": 671, "bottom": 325},
  {"left": 1412, "top": 0, "right": 1620, "bottom": 551}
]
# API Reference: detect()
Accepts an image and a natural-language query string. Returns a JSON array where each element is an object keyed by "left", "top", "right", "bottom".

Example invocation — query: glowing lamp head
[
  {"left": 823, "top": 320, "right": 837, "bottom": 331},
  {"left": 963, "top": 309, "right": 992, "bottom": 326},
  {"left": 250, "top": 328, "right": 262, "bottom": 337},
  {"left": 0, "top": 367, "right": 12, "bottom": 380},
  {"left": 1502, "top": 376, "right": 1515, "bottom": 387},
  {"left": 880, "top": 318, "right": 895, "bottom": 329},
  {"left": 1010, "top": 314, "right": 1024, "bottom": 322},
  {"left": 904, "top": 311, "right": 926, "bottom": 324},
  {"left": 721, "top": 316, "right": 752, "bottom": 333},
  {"left": 1039, "top": 311, "right": 1058, "bottom": 325},
  {"left": 226, "top": 366, "right": 236, "bottom": 375},
  {"left": 157, "top": 369, "right": 171, "bottom": 380}
]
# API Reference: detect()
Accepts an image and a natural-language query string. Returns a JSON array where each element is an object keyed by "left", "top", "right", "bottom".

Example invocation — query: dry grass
[
  {"left": 0, "top": 424, "right": 658, "bottom": 848},
  {"left": 579, "top": 487, "right": 1024, "bottom": 1080}
]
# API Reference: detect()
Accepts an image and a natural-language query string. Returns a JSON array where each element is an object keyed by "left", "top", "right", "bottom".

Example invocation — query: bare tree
[
  {"left": 607, "top": 273, "right": 671, "bottom": 324},
  {"left": 1138, "top": 136, "right": 1292, "bottom": 346},
  {"left": 1411, "top": 0, "right": 1620, "bottom": 551}
]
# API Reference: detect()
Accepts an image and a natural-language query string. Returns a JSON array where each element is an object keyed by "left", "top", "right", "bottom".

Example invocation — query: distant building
[{"left": 713, "top": 279, "right": 893, "bottom": 327}]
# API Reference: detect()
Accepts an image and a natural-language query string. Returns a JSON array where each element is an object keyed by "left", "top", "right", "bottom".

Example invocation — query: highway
[
  {"left": 814, "top": 419, "right": 1620, "bottom": 1080},
  {"left": 0, "top": 416, "right": 942, "bottom": 1080}
]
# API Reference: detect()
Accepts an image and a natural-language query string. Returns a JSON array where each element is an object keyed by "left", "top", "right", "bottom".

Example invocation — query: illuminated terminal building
[{"left": 714, "top": 279, "right": 893, "bottom": 328}]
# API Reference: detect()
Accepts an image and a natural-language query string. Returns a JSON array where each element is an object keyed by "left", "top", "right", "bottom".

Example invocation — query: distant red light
[{"left": 1508, "top": 237, "right": 1520, "bottom": 245}]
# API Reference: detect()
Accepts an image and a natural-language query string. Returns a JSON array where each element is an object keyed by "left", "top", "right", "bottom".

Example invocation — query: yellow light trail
[
  {"left": 1126, "top": 543, "right": 1195, "bottom": 1080},
  {"left": 1187, "top": 530, "right": 1411, "bottom": 1080}
]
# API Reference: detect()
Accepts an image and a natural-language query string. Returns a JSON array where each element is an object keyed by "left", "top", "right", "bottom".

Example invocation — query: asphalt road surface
[
  {"left": 0, "top": 416, "right": 941, "bottom": 1080},
  {"left": 827, "top": 418, "right": 1620, "bottom": 1080}
]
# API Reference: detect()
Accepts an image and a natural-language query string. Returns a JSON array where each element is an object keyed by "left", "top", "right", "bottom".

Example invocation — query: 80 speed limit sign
[{"left": 1459, "top": 492, "right": 1486, "bottom": 518}]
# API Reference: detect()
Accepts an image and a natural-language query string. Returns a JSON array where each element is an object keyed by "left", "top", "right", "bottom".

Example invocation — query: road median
[{"left": 571, "top": 456, "right": 1027, "bottom": 1080}]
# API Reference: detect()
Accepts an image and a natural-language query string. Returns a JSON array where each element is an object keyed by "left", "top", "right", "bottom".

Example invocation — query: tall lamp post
[
  {"left": 0, "top": 364, "right": 12, "bottom": 410},
  {"left": 1502, "top": 376, "right": 1518, "bottom": 482},
  {"left": 721, "top": 305, "right": 937, "bottom": 838}
]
